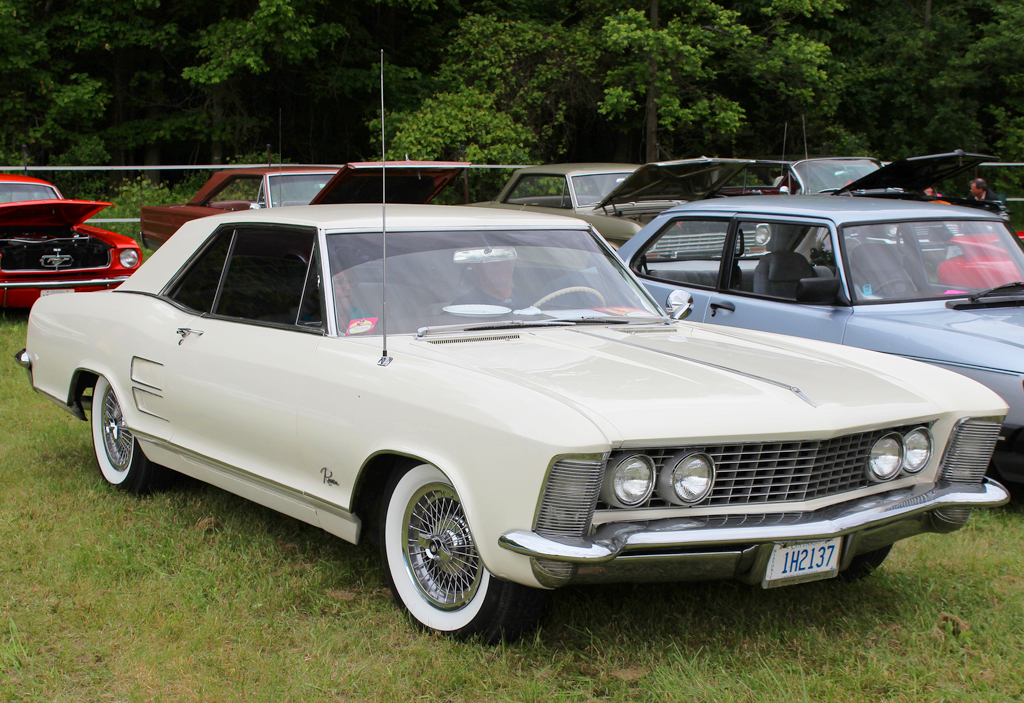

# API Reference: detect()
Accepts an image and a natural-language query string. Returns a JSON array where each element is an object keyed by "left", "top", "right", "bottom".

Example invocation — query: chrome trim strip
[
  {"left": 133, "top": 431, "right": 361, "bottom": 530},
  {"left": 14, "top": 348, "right": 30, "bottom": 370},
  {"left": 499, "top": 479, "right": 1008, "bottom": 564},
  {"left": 572, "top": 329, "right": 817, "bottom": 407},
  {"left": 0, "top": 276, "right": 129, "bottom": 290}
]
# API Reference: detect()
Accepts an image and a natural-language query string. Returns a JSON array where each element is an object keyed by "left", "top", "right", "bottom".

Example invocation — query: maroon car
[
  {"left": 140, "top": 162, "right": 468, "bottom": 249},
  {"left": 0, "top": 174, "right": 141, "bottom": 308}
]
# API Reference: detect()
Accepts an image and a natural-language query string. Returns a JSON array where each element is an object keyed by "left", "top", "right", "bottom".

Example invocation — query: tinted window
[
  {"left": 215, "top": 228, "right": 316, "bottom": 323},
  {"left": 296, "top": 244, "right": 325, "bottom": 328},
  {"left": 167, "top": 230, "right": 233, "bottom": 312},
  {"left": 635, "top": 219, "right": 730, "bottom": 290},
  {"left": 208, "top": 176, "right": 263, "bottom": 205},
  {"left": 504, "top": 175, "right": 571, "bottom": 208}
]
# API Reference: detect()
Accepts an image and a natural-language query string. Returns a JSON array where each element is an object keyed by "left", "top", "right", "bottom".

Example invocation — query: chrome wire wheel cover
[
  {"left": 101, "top": 386, "right": 133, "bottom": 470},
  {"left": 403, "top": 483, "right": 482, "bottom": 611}
]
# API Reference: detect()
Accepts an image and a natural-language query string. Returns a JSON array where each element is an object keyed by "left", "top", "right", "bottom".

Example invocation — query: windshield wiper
[
  {"left": 416, "top": 319, "right": 576, "bottom": 338},
  {"left": 969, "top": 281, "right": 1024, "bottom": 302},
  {"left": 551, "top": 315, "right": 668, "bottom": 325}
]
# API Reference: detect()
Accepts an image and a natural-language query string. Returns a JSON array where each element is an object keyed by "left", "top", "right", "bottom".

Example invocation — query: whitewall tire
[
  {"left": 90, "top": 376, "right": 173, "bottom": 495},
  {"left": 380, "top": 462, "right": 545, "bottom": 643}
]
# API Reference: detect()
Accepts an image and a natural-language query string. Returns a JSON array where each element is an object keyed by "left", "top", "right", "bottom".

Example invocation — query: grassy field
[{"left": 3, "top": 310, "right": 1024, "bottom": 702}]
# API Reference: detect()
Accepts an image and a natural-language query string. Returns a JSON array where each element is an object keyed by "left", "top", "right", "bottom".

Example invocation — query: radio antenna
[{"left": 377, "top": 49, "right": 392, "bottom": 367}]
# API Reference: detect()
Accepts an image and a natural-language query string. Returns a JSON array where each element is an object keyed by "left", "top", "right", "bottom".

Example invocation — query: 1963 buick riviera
[{"left": 17, "top": 204, "right": 1009, "bottom": 642}]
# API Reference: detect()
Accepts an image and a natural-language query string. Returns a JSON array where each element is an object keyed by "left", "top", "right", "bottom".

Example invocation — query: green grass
[{"left": 3, "top": 309, "right": 1024, "bottom": 701}]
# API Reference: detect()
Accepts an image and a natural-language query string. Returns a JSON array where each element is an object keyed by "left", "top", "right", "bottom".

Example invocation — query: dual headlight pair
[
  {"left": 868, "top": 427, "right": 933, "bottom": 481},
  {"left": 600, "top": 451, "right": 714, "bottom": 509}
]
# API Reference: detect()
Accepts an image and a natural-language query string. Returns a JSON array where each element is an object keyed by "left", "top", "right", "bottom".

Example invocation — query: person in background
[{"left": 968, "top": 178, "right": 998, "bottom": 201}]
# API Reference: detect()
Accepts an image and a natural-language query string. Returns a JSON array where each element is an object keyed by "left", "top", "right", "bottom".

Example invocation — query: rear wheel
[
  {"left": 90, "top": 376, "right": 174, "bottom": 494},
  {"left": 838, "top": 544, "right": 892, "bottom": 582},
  {"left": 380, "top": 463, "right": 545, "bottom": 643}
]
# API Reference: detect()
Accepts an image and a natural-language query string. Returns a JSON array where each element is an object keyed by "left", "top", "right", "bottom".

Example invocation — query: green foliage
[{"left": 48, "top": 135, "right": 111, "bottom": 200}]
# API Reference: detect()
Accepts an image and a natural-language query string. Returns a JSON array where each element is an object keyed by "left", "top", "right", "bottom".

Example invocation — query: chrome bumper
[
  {"left": 0, "top": 276, "right": 128, "bottom": 290},
  {"left": 499, "top": 480, "right": 1009, "bottom": 587}
]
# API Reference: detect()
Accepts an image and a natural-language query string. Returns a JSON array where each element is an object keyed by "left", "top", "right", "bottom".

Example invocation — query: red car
[
  {"left": 0, "top": 174, "right": 141, "bottom": 308},
  {"left": 140, "top": 161, "right": 468, "bottom": 249}
]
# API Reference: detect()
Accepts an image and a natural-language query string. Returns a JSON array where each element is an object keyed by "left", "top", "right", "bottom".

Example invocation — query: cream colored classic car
[{"left": 17, "top": 204, "right": 1011, "bottom": 643}]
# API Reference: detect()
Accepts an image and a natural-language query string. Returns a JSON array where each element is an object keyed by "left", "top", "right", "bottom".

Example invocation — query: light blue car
[{"left": 617, "top": 196, "right": 1024, "bottom": 483}]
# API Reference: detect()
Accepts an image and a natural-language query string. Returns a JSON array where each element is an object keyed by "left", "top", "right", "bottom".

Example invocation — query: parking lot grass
[{"left": 3, "top": 309, "right": 1024, "bottom": 702}]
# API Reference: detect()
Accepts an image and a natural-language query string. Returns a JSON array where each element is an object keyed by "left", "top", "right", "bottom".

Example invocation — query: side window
[
  {"left": 166, "top": 229, "right": 233, "bottom": 313},
  {"left": 207, "top": 176, "right": 263, "bottom": 209},
  {"left": 215, "top": 228, "right": 316, "bottom": 323},
  {"left": 504, "top": 175, "right": 572, "bottom": 209},
  {"left": 634, "top": 219, "right": 730, "bottom": 290},
  {"left": 742, "top": 221, "right": 824, "bottom": 299},
  {"left": 296, "top": 244, "right": 325, "bottom": 329}
]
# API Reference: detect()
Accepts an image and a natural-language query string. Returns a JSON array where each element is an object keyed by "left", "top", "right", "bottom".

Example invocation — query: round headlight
[
  {"left": 754, "top": 223, "right": 772, "bottom": 246},
  {"left": 902, "top": 428, "right": 932, "bottom": 473},
  {"left": 868, "top": 433, "right": 904, "bottom": 481},
  {"left": 119, "top": 249, "right": 140, "bottom": 268},
  {"left": 657, "top": 451, "right": 715, "bottom": 505},
  {"left": 600, "top": 453, "right": 655, "bottom": 508}
]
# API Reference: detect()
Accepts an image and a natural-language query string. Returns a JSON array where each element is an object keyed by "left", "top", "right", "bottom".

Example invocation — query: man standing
[{"left": 968, "top": 178, "right": 998, "bottom": 201}]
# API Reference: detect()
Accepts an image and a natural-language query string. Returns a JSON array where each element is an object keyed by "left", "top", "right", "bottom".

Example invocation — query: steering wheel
[
  {"left": 533, "top": 286, "right": 606, "bottom": 307},
  {"left": 866, "top": 277, "right": 916, "bottom": 298}
]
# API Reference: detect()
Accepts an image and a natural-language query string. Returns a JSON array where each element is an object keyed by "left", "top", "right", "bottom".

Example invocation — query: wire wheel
[
  {"left": 101, "top": 384, "right": 133, "bottom": 470},
  {"left": 403, "top": 483, "right": 482, "bottom": 610}
]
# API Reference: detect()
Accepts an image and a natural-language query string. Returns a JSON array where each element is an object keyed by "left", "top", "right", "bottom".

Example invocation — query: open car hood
[
  {"left": 596, "top": 158, "right": 753, "bottom": 209},
  {"left": 309, "top": 161, "right": 469, "bottom": 205},
  {"left": 836, "top": 151, "right": 996, "bottom": 194},
  {"left": 0, "top": 199, "right": 112, "bottom": 227}
]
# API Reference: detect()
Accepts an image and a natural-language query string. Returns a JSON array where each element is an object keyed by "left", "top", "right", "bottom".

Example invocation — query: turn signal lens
[
  {"left": 902, "top": 428, "right": 932, "bottom": 473},
  {"left": 119, "top": 249, "right": 140, "bottom": 268},
  {"left": 869, "top": 433, "right": 904, "bottom": 480},
  {"left": 600, "top": 453, "right": 655, "bottom": 508},
  {"left": 658, "top": 451, "right": 715, "bottom": 504}
]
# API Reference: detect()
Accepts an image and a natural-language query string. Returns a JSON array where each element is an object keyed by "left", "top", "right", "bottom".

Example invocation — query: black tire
[
  {"left": 90, "top": 376, "right": 174, "bottom": 495},
  {"left": 838, "top": 544, "right": 892, "bottom": 582},
  {"left": 380, "top": 462, "right": 545, "bottom": 644}
]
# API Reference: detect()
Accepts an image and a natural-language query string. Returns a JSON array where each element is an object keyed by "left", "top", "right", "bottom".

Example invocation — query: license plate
[
  {"left": 40, "top": 289, "right": 72, "bottom": 296},
  {"left": 762, "top": 537, "right": 842, "bottom": 588}
]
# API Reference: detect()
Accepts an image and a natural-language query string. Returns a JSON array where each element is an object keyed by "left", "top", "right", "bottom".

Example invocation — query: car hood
[
  {"left": 836, "top": 151, "right": 995, "bottom": 194},
  {"left": 309, "top": 161, "right": 469, "bottom": 205},
  {"left": 849, "top": 300, "right": 1024, "bottom": 373},
  {"left": 413, "top": 323, "right": 954, "bottom": 443},
  {"left": 0, "top": 199, "right": 112, "bottom": 227},
  {"left": 596, "top": 158, "right": 753, "bottom": 209}
]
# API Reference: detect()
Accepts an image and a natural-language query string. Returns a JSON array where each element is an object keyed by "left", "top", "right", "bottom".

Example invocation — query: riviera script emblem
[{"left": 40, "top": 248, "right": 73, "bottom": 269}]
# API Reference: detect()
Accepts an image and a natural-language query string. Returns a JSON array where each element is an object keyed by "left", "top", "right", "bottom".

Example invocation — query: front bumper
[{"left": 499, "top": 479, "right": 1008, "bottom": 587}]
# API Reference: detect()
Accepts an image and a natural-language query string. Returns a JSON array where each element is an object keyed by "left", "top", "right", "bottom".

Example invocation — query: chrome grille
[
  {"left": 601, "top": 425, "right": 923, "bottom": 509},
  {"left": 939, "top": 419, "right": 1001, "bottom": 483},
  {"left": 535, "top": 456, "right": 605, "bottom": 537}
]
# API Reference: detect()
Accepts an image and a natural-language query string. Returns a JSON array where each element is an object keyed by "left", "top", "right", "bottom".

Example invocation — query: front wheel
[
  {"left": 380, "top": 463, "right": 545, "bottom": 643},
  {"left": 91, "top": 376, "right": 174, "bottom": 495}
]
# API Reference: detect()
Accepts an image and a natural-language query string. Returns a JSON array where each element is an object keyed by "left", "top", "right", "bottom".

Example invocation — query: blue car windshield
[
  {"left": 840, "top": 219, "right": 1024, "bottom": 303},
  {"left": 326, "top": 228, "right": 662, "bottom": 335}
]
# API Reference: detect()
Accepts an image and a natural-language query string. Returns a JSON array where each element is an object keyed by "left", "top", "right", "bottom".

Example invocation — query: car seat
[{"left": 752, "top": 227, "right": 815, "bottom": 298}]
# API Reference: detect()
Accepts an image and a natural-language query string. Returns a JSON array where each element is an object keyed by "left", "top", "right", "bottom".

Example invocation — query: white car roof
[{"left": 120, "top": 203, "right": 593, "bottom": 295}]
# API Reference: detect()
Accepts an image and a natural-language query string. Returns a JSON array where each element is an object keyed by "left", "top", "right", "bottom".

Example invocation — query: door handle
[
  {"left": 176, "top": 327, "right": 204, "bottom": 345},
  {"left": 709, "top": 301, "right": 735, "bottom": 317}
]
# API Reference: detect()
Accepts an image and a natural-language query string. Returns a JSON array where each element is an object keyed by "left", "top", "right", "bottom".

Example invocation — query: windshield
[
  {"left": 326, "top": 228, "right": 661, "bottom": 335},
  {"left": 571, "top": 172, "right": 635, "bottom": 207},
  {"left": 793, "top": 159, "right": 879, "bottom": 193},
  {"left": 0, "top": 182, "right": 61, "bottom": 203},
  {"left": 841, "top": 219, "right": 1024, "bottom": 302},
  {"left": 267, "top": 173, "right": 333, "bottom": 207}
]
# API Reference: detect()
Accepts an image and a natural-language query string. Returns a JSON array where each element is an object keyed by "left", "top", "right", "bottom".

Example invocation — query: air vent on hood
[{"left": 425, "top": 334, "right": 521, "bottom": 345}]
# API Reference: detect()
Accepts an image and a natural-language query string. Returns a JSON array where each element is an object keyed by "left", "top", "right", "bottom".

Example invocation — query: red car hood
[
  {"left": 0, "top": 199, "right": 112, "bottom": 227},
  {"left": 309, "top": 161, "right": 469, "bottom": 205}
]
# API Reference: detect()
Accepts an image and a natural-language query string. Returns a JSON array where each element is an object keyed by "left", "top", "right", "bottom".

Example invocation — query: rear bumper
[{"left": 499, "top": 479, "right": 1009, "bottom": 587}]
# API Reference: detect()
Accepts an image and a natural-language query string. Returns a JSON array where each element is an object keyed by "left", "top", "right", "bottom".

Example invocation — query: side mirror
[
  {"left": 779, "top": 185, "right": 790, "bottom": 195},
  {"left": 666, "top": 289, "right": 694, "bottom": 320},
  {"left": 795, "top": 276, "right": 840, "bottom": 304}
]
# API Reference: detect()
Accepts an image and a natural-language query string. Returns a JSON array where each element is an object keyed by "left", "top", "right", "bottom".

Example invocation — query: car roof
[
  {"left": 660, "top": 195, "right": 1003, "bottom": 222},
  {"left": 0, "top": 173, "right": 58, "bottom": 186},
  {"left": 119, "top": 204, "right": 594, "bottom": 295},
  {"left": 509, "top": 163, "right": 640, "bottom": 177}
]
